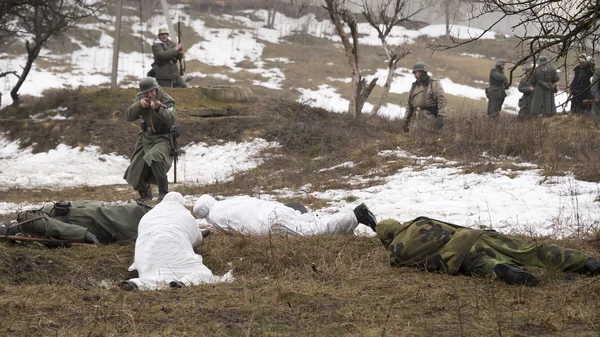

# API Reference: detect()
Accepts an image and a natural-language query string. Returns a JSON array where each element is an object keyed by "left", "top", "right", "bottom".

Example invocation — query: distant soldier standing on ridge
[
  {"left": 150, "top": 27, "right": 187, "bottom": 88},
  {"left": 517, "top": 63, "right": 535, "bottom": 120},
  {"left": 569, "top": 54, "right": 594, "bottom": 114},
  {"left": 403, "top": 62, "right": 447, "bottom": 134},
  {"left": 123, "top": 77, "right": 176, "bottom": 201},
  {"left": 530, "top": 55, "right": 560, "bottom": 117},
  {"left": 486, "top": 59, "right": 509, "bottom": 118}
]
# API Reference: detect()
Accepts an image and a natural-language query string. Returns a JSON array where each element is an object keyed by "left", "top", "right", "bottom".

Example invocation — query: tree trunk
[
  {"left": 370, "top": 62, "right": 397, "bottom": 115},
  {"left": 356, "top": 77, "right": 378, "bottom": 114},
  {"left": 111, "top": 0, "right": 123, "bottom": 89},
  {"left": 11, "top": 42, "right": 43, "bottom": 106},
  {"left": 445, "top": 0, "right": 451, "bottom": 39}
]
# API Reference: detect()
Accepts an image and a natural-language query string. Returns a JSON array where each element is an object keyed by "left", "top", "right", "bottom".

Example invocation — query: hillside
[{"left": 1, "top": 3, "right": 600, "bottom": 336}]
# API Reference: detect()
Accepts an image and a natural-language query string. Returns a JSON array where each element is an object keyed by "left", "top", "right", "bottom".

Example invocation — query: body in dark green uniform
[
  {"left": 123, "top": 77, "right": 177, "bottom": 201},
  {"left": 5, "top": 201, "right": 149, "bottom": 244},
  {"left": 373, "top": 217, "right": 600, "bottom": 286},
  {"left": 517, "top": 63, "right": 535, "bottom": 119}
]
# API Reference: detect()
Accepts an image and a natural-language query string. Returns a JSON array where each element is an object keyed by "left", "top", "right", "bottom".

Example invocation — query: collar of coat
[
  {"left": 412, "top": 74, "right": 431, "bottom": 87},
  {"left": 153, "top": 38, "right": 166, "bottom": 45}
]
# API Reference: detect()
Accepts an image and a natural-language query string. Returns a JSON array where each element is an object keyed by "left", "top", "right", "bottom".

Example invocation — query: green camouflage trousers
[{"left": 460, "top": 231, "right": 590, "bottom": 280}]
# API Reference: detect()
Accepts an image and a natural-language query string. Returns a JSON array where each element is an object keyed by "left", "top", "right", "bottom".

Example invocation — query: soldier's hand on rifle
[
  {"left": 140, "top": 98, "right": 150, "bottom": 108},
  {"left": 150, "top": 99, "right": 162, "bottom": 110},
  {"left": 176, "top": 43, "right": 183, "bottom": 51}
]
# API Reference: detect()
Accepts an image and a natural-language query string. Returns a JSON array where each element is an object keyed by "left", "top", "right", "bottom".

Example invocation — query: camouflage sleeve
[
  {"left": 152, "top": 43, "right": 178, "bottom": 62},
  {"left": 126, "top": 96, "right": 144, "bottom": 122},
  {"left": 155, "top": 95, "right": 176, "bottom": 127},
  {"left": 433, "top": 80, "right": 447, "bottom": 118}
]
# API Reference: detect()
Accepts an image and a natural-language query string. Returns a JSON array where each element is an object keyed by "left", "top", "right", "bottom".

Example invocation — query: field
[{"left": 1, "top": 3, "right": 600, "bottom": 336}]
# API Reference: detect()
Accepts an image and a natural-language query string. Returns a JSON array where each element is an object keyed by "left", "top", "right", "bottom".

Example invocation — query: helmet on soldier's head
[
  {"left": 412, "top": 62, "right": 428, "bottom": 73},
  {"left": 158, "top": 27, "right": 169, "bottom": 35},
  {"left": 495, "top": 59, "right": 506, "bottom": 66},
  {"left": 538, "top": 55, "right": 548, "bottom": 65},
  {"left": 587, "top": 56, "right": 596, "bottom": 65},
  {"left": 139, "top": 77, "right": 159, "bottom": 93}
]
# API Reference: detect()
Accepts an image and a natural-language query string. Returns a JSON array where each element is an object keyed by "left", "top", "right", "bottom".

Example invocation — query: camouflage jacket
[{"left": 376, "top": 217, "right": 485, "bottom": 274}]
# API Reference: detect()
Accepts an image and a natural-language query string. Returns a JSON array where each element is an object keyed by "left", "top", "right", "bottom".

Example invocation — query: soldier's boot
[
  {"left": 353, "top": 203, "right": 377, "bottom": 231},
  {"left": 157, "top": 177, "right": 169, "bottom": 202},
  {"left": 137, "top": 183, "right": 152, "bottom": 201},
  {"left": 169, "top": 281, "right": 185, "bottom": 289},
  {"left": 493, "top": 264, "right": 539, "bottom": 287},
  {"left": 120, "top": 280, "right": 138, "bottom": 291},
  {"left": 584, "top": 258, "right": 600, "bottom": 276},
  {"left": 201, "top": 229, "right": 211, "bottom": 239}
]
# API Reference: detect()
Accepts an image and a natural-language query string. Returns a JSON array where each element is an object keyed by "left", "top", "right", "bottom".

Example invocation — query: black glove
[
  {"left": 435, "top": 117, "right": 444, "bottom": 130},
  {"left": 84, "top": 231, "right": 100, "bottom": 244},
  {"left": 403, "top": 121, "right": 410, "bottom": 133}
]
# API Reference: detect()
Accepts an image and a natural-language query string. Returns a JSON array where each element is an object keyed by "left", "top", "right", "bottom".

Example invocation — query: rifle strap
[{"left": 4, "top": 215, "right": 45, "bottom": 238}]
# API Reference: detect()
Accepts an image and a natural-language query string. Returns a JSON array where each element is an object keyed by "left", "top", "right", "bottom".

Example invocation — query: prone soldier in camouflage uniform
[
  {"left": 123, "top": 77, "right": 177, "bottom": 201},
  {"left": 517, "top": 63, "right": 535, "bottom": 120},
  {"left": 150, "top": 28, "right": 187, "bottom": 88},
  {"left": 530, "top": 55, "right": 560, "bottom": 117},
  {"left": 403, "top": 62, "right": 447, "bottom": 135},
  {"left": 370, "top": 217, "right": 600, "bottom": 286},
  {"left": 1, "top": 200, "right": 149, "bottom": 244},
  {"left": 486, "top": 59, "right": 509, "bottom": 118}
]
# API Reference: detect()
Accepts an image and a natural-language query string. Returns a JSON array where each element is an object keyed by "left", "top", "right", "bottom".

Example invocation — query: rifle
[
  {"left": 177, "top": 16, "right": 186, "bottom": 76},
  {"left": 583, "top": 99, "right": 600, "bottom": 104},
  {"left": 170, "top": 125, "right": 182, "bottom": 183},
  {"left": 1, "top": 235, "right": 95, "bottom": 247}
]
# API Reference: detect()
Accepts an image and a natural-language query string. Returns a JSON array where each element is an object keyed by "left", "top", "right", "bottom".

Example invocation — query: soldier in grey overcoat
[
  {"left": 487, "top": 59, "right": 509, "bottom": 117},
  {"left": 517, "top": 63, "right": 535, "bottom": 119},
  {"left": 151, "top": 28, "right": 187, "bottom": 88},
  {"left": 123, "top": 77, "right": 176, "bottom": 201},
  {"left": 530, "top": 55, "right": 560, "bottom": 116}
]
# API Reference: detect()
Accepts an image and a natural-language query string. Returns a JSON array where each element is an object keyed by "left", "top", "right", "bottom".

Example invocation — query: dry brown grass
[{"left": 0, "top": 233, "right": 599, "bottom": 336}]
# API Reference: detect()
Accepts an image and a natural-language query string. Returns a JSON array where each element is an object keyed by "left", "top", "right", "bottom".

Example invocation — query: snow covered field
[{"left": 0, "top": 7, "right": 590, "bottom": 237}]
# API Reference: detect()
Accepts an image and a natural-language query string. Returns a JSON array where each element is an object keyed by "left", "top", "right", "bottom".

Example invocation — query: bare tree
[
  {"left": 0, "top": 0, "right": 102, "bottom": 107},
  {"left": 290, "top": 0, "right": 314, "bottom": 18},
  {"left": 265, "top": 0, "right": 276, "bottom": 29},
  {"left": 362, "top": 0, "right": 420, "bottom": 115},
  {"left": 429, "top": 0, "right": 600, "bottom": 79},
  {"left": 323, "top": 0, "right": 419, "bottom": 117}
]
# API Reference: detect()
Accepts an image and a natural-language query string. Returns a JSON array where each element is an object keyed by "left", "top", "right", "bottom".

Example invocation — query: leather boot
[
  {"left": 493, "top": 264, "right": 539, "bottom": 286},
  {"left": 353, "top": 203, "right": 377, "bottom": 231},
  {"left": 584, "top": 258, "right": 600, "bottom": 276},
  {"left": 157, "top": 177, "right": 169, "bottom": 202},
  {"left": 137, "top": 183, "right": 152, "bottom": 201}
]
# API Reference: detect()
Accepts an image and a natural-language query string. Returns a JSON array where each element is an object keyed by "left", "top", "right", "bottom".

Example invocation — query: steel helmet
[
  {"left": 495, "top": 59, "right": 506, "bottom": 66},
  {"left": 139, "top": 77, "right": 159, "bottom": 93},
  {"left": 412, "top": 62, "right": 428, "bottom": 73}
]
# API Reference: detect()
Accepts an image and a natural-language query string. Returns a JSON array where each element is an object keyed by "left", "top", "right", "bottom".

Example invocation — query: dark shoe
[
  {"left": 157, "top": 177, "right": 169, "bottom": 202},
  {"left": 169, "top": 281, "right": 185, "bottom": 288},
  {"left": 284, "top": 202, "right": 308, "bottom": 214},
  {"left": 138, "top": 184, "right": 153, "bottom": 201},
  {"left": 120, "top": 281, "right": 138, "bottom": 291},
  {"left": 584, "top": 258, "right": 600, "bottom": 276},
  {"left": 494, "top": 264, "right": 539, "bottom": 287},
  {"left": 353, "top": 203, "right": 377, "bottom": 231},
  {"left": 201, "top": 229, "right": 211, "bottom": 239}
]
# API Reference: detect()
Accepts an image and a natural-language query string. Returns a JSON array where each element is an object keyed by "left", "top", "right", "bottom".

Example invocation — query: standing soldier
[
  {"left": 530, "top": 55, "right": 560, "bottom": 117},
  {"left": 150, "top": 28, "right": 187, "bottom": 88},
  {"left": 123, "top": 77, "right": 177, "bottom": 201},
  {"left": 403, "top": 62, "right": 447, "bottom": 135},
  {"left": 517, "top": 63, "right": 535, "bottom": 120},
  {"left": 590, "top": 58, "right": 600, "bottom": 115},
  {"left": 569, "top": 54, "right": 594, "bottom": 114},
  {"left": 486, "top": 59, "right": 509, "bottom": 118}
]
